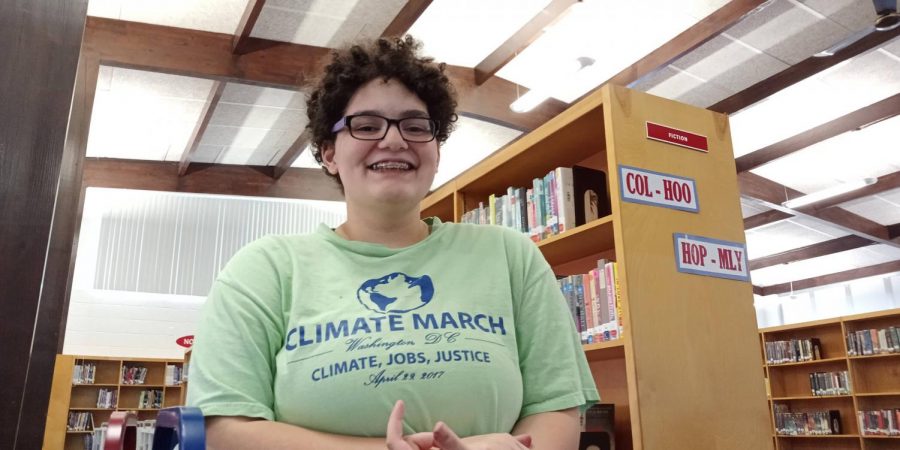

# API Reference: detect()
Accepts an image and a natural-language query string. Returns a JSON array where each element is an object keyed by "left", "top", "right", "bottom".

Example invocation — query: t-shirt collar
[{"left": 317, "top": 216, "right": 444, "bottom": 256}]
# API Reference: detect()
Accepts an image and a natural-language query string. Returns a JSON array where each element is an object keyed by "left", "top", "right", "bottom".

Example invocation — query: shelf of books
[
  {"left": 42, "top": 354, "right": 186, "bottom": 450},
  {"left": 760, "top": 308, "right": 900, "bottom": 450},
  {"left": 422, "top": 84, "right": 772, "bottom": 450}
]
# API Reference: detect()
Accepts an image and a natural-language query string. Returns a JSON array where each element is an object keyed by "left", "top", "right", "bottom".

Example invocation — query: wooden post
[{"left": 0, "top": 1, "right": 88, "bottom": 448}]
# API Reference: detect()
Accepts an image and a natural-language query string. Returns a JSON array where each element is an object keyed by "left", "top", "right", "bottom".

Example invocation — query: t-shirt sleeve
[
  {"left": 186, "top": 237, "right": 286, "bottom": 420},
  {"left": 507, "top": 231, "right": 601, "bottom": 418}
]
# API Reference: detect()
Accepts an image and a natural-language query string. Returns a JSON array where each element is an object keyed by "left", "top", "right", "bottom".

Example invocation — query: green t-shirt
[{"left": 187, "top": 217, "right": 599, "bottom": 437}]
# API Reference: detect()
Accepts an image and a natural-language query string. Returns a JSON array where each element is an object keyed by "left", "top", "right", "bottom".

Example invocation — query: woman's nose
[{"left": 378, "top": 123, "right": 409, "bottom": 150}]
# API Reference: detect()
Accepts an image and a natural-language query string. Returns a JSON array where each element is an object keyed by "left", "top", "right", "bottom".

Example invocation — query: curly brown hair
[{"left": 305, "top": 35, "right": 457, "bottom": 187}]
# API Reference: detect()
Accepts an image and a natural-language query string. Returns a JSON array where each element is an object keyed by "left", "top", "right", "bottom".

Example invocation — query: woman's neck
[{"left": 336, "top": 206, "right": 429, "bottom": 248}]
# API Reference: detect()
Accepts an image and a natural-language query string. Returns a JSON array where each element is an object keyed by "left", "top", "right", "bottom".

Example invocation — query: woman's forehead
[{"left": 344, "top": 78, "right": 428, "bottom": 115}]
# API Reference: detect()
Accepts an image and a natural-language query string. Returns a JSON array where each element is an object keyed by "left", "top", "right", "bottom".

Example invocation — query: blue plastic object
[{"left": 152, "top": 406, "right": 206, "bottom": 450}]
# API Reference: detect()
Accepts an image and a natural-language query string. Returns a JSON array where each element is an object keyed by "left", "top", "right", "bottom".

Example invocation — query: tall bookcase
[
  {"left": 42, "top": 354, "right": 185, "bottom": 450},
  {"left": 421, "top": 84, "right": 772, "bottom": 450},
  {"left": 760, "top": 308, "right": 900, "bottom": 450}
]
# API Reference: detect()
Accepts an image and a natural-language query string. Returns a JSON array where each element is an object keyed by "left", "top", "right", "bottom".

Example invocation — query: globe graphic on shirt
[{"left": 357, "top": 272, "right": 434, "bottom": 314}]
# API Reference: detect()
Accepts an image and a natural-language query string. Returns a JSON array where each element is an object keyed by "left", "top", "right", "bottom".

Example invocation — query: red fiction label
[
  {"left": 646, "top": 122, "right": 709, "bottom": 152},
  {"left": 176, "top": 335, "right": 194, "bottom": 348}
]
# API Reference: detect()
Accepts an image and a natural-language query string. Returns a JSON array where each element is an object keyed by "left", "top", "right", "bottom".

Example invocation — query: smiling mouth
[{"left": 368, "top": 161, "right": 414, "bottom": 171}]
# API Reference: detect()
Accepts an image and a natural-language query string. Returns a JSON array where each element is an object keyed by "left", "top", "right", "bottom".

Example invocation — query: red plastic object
[{"left": 104, "top": 411, "right": 138, "bottom": 450}]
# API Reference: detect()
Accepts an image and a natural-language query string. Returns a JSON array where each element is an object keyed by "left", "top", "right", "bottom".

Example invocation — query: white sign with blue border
[
  {"left": 673, "top": 233, "right": 749, "bottom": 281},
  {"left": 619, "top": 165, "right": 699, "bottom": 213}
]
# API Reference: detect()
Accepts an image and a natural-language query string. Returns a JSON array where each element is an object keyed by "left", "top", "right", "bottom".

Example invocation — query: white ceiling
[
  {"left": 87, "top": 0, "right": 246, "bottom": 34},
  {"left": 252, "top": 0, "right": 407, "bottom": 48},
  {"left": 86, "top": 67, "right": 213, "bottom": 161},
  {"left": 431, "top": 115, "right": 523, "bottom": 190},
  {"left": 750, "top": 244, "right": 900, "bottom": 287},
  {"left": 195, "top": 83, "right": 307, "bottom": 165},
  {"left": 745, "top": 216, "right": 850, "bottom": 260},
  {"left": 84, "top": 0, "right": 900, "bottom": 291},
  {"left": 497, "top": 0, "right": 731, "bottom": 103},
  {"left": 729, "top": 47, "right": 900, "bottom": 157},
  {"left": 408, "top": 0, "right": 553, "bottom": 68},
  {"left": 750, "top": 113, "right": 900, "bottom": 194}
]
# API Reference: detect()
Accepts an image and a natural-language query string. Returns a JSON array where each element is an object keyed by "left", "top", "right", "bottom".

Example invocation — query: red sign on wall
[
  {"left": 646, "top": 121, "right": 709, "bottom": 153},
  {"left": 176, "top": 335, "right": 194, "bottom": 348}
]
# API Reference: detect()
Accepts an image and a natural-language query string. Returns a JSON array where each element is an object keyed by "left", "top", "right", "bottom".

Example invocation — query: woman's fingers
[
  {"left": 386, "top": 400, "right": 406, "bottom": 447},
  {"left": 514, "top": 433, "right": 532, "bottom": 448},
  {"left": 405, "top": 432, "right": 435, "bottom": 449},
  {"left": 432, "top": 421, "right": 466, "bottom": 450}
]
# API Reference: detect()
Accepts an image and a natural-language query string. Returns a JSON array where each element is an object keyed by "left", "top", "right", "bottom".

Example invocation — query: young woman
[{"left": 187, "top": 36, "right": 599, "bottom": 450}]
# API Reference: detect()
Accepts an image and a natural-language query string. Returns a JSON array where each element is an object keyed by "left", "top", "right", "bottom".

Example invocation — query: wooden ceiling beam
[
  {"left": 179, "top": 81, "right": 226, "bottom": 176},
  {"left": 83, "top": 158, "right": 343, "bottom": 201},
  {"left": 710, "top": 25, "right": 900, "bottom": 114},
  {"left": 473, "top": 0, "right": 576, "bottom": 85},
  {"left": 748, "top": 235, "right": 874, "bottom": 271},
  {"left": 744, "top": 209, "right": 793, "bottom": 230},
  {"left": 738, "top": 172, "right": 891, "bottom": 242},
  {"left": 890, "top": 223, "right": 900, "bottom": 240},
  {"left": 83, "top": 17, "right": 564, "bottom": 132},
  {"left": 233, "top": 0, "right": 268, "bottom": 55},
  {"left": 736, "top": 92, "right": 900, "bottom": 172},
  {"left": 759, "top": 259, "right": 900, "bottom": 296},
  {"left": 382, "top": 0, "right": 432, "bottom": 37},
  {"left": 84, "top": 17, "right": 329, "bottom": 87}
]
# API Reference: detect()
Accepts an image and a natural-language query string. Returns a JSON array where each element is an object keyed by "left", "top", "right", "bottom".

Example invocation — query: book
[
  {"left": 532, "top": 178, "right": 545, "bottom": 239},
  {"left": 517, "top": 187, "right": 528, "bottom": 234},
  {"left": 604, "top": 261, "right": 617, "bottom": 340},
  {"left": 488, "top": 194, "right": 496, "bottom": 225},
  {"left": 572, "top": 166, "right": 611, "bottom": 226},
  {"left": 580, "top": 403, "right": 615, "bottom": 450},
  {"left": 596, "top": 259, "right": 609, "bottom": 327},
  {"left": 575, "top": 274, "right": 588, "bottom": 342},
  {"left": 612, "top": 262, "right": 623, "bottom": 336},
  {"left": 555, "top": 167, "right": 576, "bottom": 233},
  {"left": 828, "top": 410, "right": 841, "bottom": 434}
]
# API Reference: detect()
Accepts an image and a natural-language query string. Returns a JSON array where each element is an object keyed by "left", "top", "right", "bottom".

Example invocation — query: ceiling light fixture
[
  {"left": 875, "top": 0, "right": 900, "bottom": 31},
  {"left": 781, "top": 178, "right": 877, "bottom": 209},
  {"left": 509, "top": 56, "right": 595, "bottom": 113},
  {"left": 815, "top": 0, "right": 900, "bottom": 57}
]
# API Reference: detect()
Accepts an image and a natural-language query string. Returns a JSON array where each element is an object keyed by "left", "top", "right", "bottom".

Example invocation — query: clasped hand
[{"left": 385, "top": 400, "right": 532, "bottom": 450}]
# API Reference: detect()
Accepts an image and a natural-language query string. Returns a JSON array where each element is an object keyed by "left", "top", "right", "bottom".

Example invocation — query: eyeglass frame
[{"left": 331, "top": 114, "right": 440, "bottom": 143}]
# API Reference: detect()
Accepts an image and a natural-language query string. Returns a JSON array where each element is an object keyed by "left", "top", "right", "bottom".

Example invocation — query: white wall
[
  {"left": 63, "top": 289, "right": 204, "bottom": 359},
  {"left": 63, "top": 188, "right": 346, "bottom": 359},
  {"left": 754, "top": 272, "right": 900, "bottom": 328}
]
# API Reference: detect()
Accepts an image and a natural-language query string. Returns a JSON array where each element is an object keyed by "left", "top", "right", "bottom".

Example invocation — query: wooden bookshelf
[
  {"left": 42, "top": 354, "right": 185, "bottom": 450},
  {"left": 422, "top": 85, "right": 771, "bottom": 450},
  {"left": 760, "top": 308, "right": 900, "bottom": 450}
]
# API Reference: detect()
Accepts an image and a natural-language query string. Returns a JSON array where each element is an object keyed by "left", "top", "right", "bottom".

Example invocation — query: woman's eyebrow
[
  {"left": 398, "top": 109, "right": 429, "bottom": 117},
  {"left": 348, "top": 109, "right": 429, "bottom": 118}
]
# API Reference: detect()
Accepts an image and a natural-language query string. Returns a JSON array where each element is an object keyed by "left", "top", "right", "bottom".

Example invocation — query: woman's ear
[{"left": 321, "top": 142, "right": 339, "bottom": 175}]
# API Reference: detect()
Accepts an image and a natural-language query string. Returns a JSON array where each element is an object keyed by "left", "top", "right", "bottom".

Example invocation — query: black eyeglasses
[{"left": 331, "top": 114, "right": 439, "bottom": 143}]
